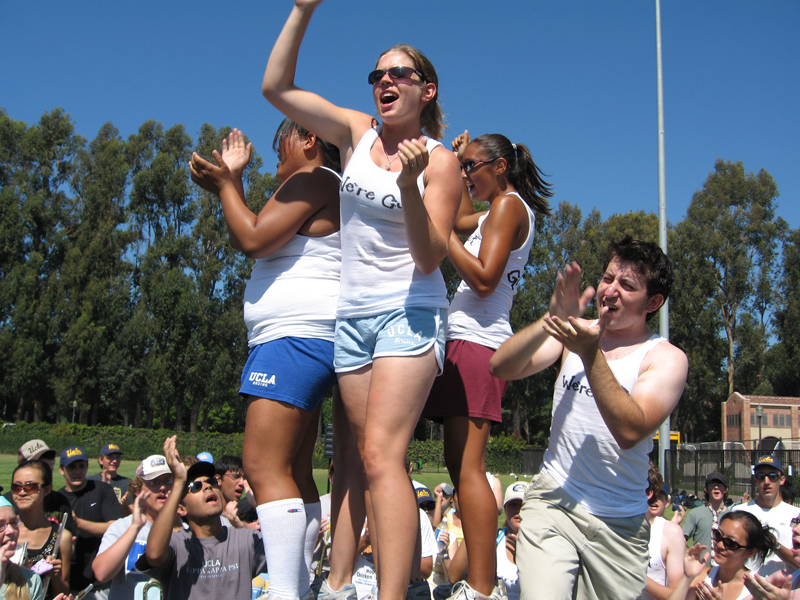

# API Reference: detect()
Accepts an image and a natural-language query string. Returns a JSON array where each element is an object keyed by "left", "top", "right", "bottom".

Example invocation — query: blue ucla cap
[
  {"left": 100, "top": 443, "right": 122, "bottom": 456},
  {"left": 755, "top": 454, "right": 783, "bottom": 473},
  {"left": 60, "top": 446, "right": 88, "bottom": 467}
]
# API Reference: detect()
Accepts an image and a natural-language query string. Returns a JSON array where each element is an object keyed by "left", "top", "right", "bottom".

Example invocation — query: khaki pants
[{"left": 517, "top": 472, "right": 649, "bottom": 600}]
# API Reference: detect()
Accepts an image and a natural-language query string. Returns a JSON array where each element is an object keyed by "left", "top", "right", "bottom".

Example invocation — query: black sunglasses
[
  {"left": 712, "top": 528, "right": 750, "bottom": 552},
  {"left": 461, "top": 158, "right": 497, "bottom": 174},
  {"left": 368, "top": 66, "right": 426, "bottom": 85},
  {"left": 185, "top": 477, "right": 220, "bottom": 495},
  {"left": 755, "top": 472, "right": 781, "bottom": 482}
]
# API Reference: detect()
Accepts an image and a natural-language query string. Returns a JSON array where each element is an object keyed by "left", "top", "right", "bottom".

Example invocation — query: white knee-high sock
[
  {"left": 301, "top": 502, "right": 321, "bottom": 590},
  {"left": 257, "top": 498, "right": 306, "bottom": 600}
]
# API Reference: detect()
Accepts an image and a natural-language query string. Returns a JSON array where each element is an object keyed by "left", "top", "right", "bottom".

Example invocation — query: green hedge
[{"left": 3, "top": 423, "right": 527, "bottom": 474}]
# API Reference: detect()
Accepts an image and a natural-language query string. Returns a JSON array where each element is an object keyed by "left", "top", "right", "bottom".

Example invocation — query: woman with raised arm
[
  {"left": 189, "top": 119, "right": 341, "bottom": 600},
  {"left": 11, "top": 461, "right": 71, "bottom": 598},
  {"left": 423, "top": 131, "right": 551, "bottom": 600},
  {"left": 263, "top": 3, "right": 462, "bottom": 600},
  {"left": 667, "top": 511, "right": 778, "bottom": 600}
]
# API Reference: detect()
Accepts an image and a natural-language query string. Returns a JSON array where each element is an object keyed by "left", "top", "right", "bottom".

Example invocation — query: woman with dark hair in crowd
[
  {"left": 668, "top": 511, "right": 778, "bottom": 600},
  {"left": 424, "top": 130, "right": 551, "bottom": 600},
  {"left": 190, "top": 118, "right": 341, "bottom": 600},
  {"left": 262, "top": 3, "right": 462, "bottom": 600},
  {"left": 11, "top": 461, "right": 71, "bottom": 597}
]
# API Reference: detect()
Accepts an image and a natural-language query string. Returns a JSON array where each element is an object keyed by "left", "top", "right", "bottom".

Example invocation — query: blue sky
[{"left": 2, "top": 1, "right": 798, "bottom": 231}]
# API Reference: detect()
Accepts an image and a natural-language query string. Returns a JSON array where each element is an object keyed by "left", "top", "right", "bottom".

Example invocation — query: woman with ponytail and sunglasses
[
  {"left": 667, "top": 511, "right": 778, "bottom": 600},
  {"left": 263, "top": 3, "right": 461, "bottom": 600},
  {"left": 11, "top": 462, "right": 71, "bottom": 598},
  {"left": 423, "top": 131, "right": 551, "bottom": 600}
]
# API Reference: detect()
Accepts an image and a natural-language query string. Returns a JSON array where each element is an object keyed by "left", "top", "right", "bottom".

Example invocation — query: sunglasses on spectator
[
  {"left": 0, "top": 518, "right": 21, "bottom": 533},
  {"left": 420, "top": 502, "right": 436, "bottom": 512},
  {"left": 755, "top": 472, "right": 781, "bottom": 482},
  {"left": 368, "top": 66, "right": 426, "bottom": 85},
  {"left": 185, "top": 477, "right": 220, "bottom": 494},
  {"left": 791, "top": 517, "right": 800, "bottom": 527},
  {"left": 461, "top": 158, "right": 497, "bottom": 174},
  {"left": 712, "top": 528, "right": 750, "bottom": 552},
  {"left": 144, "top": 477, "right": 174, "bottom": 489},
  {"left": 11, "top": 482, "right": 42, "bottom": 494}
]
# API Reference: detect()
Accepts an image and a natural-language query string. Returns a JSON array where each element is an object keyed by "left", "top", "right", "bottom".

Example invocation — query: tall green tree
[{"left": 769, "top": 226, "right": 800, "bottom": 397}]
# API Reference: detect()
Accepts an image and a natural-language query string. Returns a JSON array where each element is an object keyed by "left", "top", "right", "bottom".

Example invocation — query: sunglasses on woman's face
[
  {"left": 461, "top": 158, "right": 497, "bottom": 174},
  {"left": 712, "top": 528, "right": 749, "bottom": 552},
  {"left": 185, "top": 477, "right": 220, "bottom": 495},
  {"left": 368, "top": 66, "right": 426, "bottom": 85},
  {"left": 11, "top": 482, "right": 42, "bottom": 495}
]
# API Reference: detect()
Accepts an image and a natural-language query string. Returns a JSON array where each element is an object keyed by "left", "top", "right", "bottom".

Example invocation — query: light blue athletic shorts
[
  {"left": 334, "top": 307, "right": 446, "bottom": 374},
  {"left": 239, "top": 337, "right": 336, "bottom": 411}
]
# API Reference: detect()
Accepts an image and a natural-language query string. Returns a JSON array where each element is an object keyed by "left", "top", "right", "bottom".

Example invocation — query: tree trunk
[
  {"left": 189, "top": 399, "right": 200, "bottom": 433},
  {"left": 512, "top": 396, "right": 521, "bottom": 440}
]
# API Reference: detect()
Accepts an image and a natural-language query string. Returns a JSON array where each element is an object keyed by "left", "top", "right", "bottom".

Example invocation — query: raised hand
[
  {"left": 683, "top": 544, "right": 710, "bottom": 580},
  {"left": 162, "top": 436, "right": 187, "bottom": 483},
  {"left": 743, "top": 570, "right": 793, "bottom": 600},
  {"left": 548, "top": 262, "right": 596, "bottom": 322},
  {"left": 396, "top": 138, "right": 429, "bottom": 187},
  {"left": 451, "top": 130, "right": 471, "bottom": 162},
  {"left": 295, "top": 0, "right": 324, "bottom": 9},
  {"left": 131, "top": 489, "right": 151, "bottom": 529},
  {"left": 189, "top": 151, "right": 232, "bottom": 196},
  {"left": 220, "top": 129, "right": 252, "bottom": 177}
]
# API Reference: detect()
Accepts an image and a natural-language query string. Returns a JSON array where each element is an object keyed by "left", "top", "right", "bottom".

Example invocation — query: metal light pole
[
  {"left": 655, "top": 0, "right": 672, "bottom": 472},
  {"left": 756, "top": 405, "right": 764, "bottom": 450}
]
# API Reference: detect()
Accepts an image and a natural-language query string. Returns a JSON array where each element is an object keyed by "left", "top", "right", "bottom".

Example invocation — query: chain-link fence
[{"left": 666, "top": 447, "right": 800, "bottom": 506}]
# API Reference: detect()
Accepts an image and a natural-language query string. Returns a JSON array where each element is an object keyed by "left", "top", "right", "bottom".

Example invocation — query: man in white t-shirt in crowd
[
  {"left": 93, "top": 454, "right": 183, "bottom": 599},
  {"left": 490, "top": 237, "right": 688, "bottom": 600},
  {"left": 733, "top": 454, "right": 800, "bottom": 577}
]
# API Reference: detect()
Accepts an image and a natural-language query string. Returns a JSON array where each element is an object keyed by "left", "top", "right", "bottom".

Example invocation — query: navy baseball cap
[
  {"left": 186, "top": 460, "right": 216, "bottom": 483},
  {"left": 60, "top": 446, "right": 88, "bottom": 467},
  {"left": 755, "top": 454, "right": 783, "bottom": 472},
  {"left": 416, "top": 487, "right": 434, "bottom": 507},
  {"left": 100, "top": 443, "right": 122, "bottom": 456}
]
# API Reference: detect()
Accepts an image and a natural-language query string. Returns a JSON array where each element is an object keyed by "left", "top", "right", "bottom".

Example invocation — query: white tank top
[
  {"left": 337, "top": 126, "right": 449, "bottom": 317},
  {"left": 244, "top": 230, "right": 341, "bottom": 347},
  {"left": 447, "top": 193, "right": 535, "bottom": 349},
  {"left": 704, "top": 566, "right": 751, "bottom": 600},
  {"left": 644, "top": 516, "right": 666, "bottom": 600},
  {"left": 496, "top": 529, "right": 519, "bottom": 600},
  {"left": 541, "top": 334, "right": 665, "bottom": 518}
]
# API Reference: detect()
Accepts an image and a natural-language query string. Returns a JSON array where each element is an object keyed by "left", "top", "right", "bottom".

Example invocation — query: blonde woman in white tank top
[{"left": 263, "top": 4, "right": 462, "bottom": 600}]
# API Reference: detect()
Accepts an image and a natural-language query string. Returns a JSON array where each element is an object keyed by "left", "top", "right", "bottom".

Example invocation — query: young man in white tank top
[{"left": 489, "top": 237, "right": 688, "bottom": 600}]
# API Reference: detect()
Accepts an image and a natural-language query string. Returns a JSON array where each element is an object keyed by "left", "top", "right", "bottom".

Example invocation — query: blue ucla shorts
[
  {"left": 334, "top": 307, "right": 446, "bottom": 374},
  {"left": 239, "top": 337, "right": 336, "bottom": 411}
]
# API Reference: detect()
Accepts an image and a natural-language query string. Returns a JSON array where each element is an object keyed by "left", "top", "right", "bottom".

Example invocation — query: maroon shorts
[{"left": 423, "top": 339, "right": 508, "bottom": 423}]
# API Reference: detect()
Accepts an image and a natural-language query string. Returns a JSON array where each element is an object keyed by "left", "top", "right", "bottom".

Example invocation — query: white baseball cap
[
  {"left": 504, "top": 481, "right": 529, "bottom": 506},
  {"left": 137, "top": 455, "right": 171, "bottom": 481}
]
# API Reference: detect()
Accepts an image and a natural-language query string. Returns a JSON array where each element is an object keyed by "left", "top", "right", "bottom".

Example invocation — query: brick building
[{"left": 722, "top": 393, "right": 800, "bottom": 449}]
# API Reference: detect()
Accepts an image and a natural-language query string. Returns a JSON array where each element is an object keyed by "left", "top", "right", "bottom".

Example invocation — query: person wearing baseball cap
[
  {"left": 88, "top": 443, "right": 130, "bottom": 509},
  {"left": 682, "top": 471, "right": 730, "bottom": 553},
  {"left": 732, "top": 454, "right": 798, "bottom": 577},
  {"left": 496, "top": 482, "right": 529, "bottom": 600},
  {"left": 93, "top": 454, "right": 181, "bottom": 598},
  {"left": 58, "top": 445, "right": 123, "bottom": 593},
  {"left": 18, "top": 439, "right": 57, "bottom": 468}
]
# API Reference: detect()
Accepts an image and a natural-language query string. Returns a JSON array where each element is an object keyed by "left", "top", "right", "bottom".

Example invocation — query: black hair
[
  {"left": 272, "top": 118, "right": 341, "bottom": 173},
  {"left": 376, "top": 44, "right": 444, "bottom": 140},
  {"left": 719, "top": 511, "right": 778, "bottom": 567},
  {"left": 469, "top": 134, "right": 552, "bottom": 216},
  {"left": 603, "top": 236, "right": 674, "bottom": 321},
  {"left": 13, "top": 460, "right": 53, "bottom": 489},
  {"left": 214, "top": 455, "right": 243, "bottom": 477}
]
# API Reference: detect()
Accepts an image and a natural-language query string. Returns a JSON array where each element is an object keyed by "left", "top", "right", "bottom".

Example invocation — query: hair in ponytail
[
  {"left": 719, "top": 511, "right": 778, "bottom": 567},
  {"left": 470, "top": 134, "right": 552, "bottom": 216}
]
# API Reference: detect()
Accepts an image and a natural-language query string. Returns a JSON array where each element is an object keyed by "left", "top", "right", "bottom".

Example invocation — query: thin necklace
[{"left": 380, "top": 133, "right": 400, "bottom": 170}]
